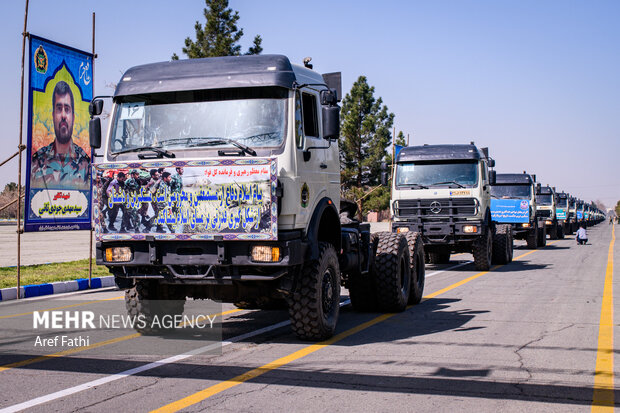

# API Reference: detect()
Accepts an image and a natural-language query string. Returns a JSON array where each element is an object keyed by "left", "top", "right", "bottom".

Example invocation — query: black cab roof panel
[
  {"left": 114, "top": 54, "right": 324, "bottom": 97},
  {"left": 397, "top": 144, "right": 484, "bottom": 163},
  {"left": 494, "top": 173, "right": 533, "bottom": 185}
]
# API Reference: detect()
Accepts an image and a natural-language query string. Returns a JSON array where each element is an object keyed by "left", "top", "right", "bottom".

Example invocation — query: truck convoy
[
  {"left": 555, "top": 191, "right": 572, "bottom": 235},
  {"left": 389, "top": 144, "right": 513, "bottom": 270},
  {"left": 490, "top": 173, "right": 546, "bottom": 249},
  {"left": 88, "top": 54, "right": 606, "bottom": 342},
  {"left": 89, "top": 55, "right": 426, "bottom": 341},
  {"left": 536, "top": 185, "right": 563, "bottom": 240}
]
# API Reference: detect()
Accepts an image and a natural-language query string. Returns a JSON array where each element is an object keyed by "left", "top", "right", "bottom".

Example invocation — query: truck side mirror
[
  {"left": 380, "top": 162, "right": 388, "bottom": 186},
  {"left": 381, "top": 171, "right": 388, "bottom": 186},
  {"left": 89, "top": 99, "right": 104, "bottom": 117},
  {"left": 488, "top": 159, "right": 495, "bottom": 168},
  {"left": 322, "top": 106, "right": 340, "bottom": 140},
  {"left": 536, "top": 183, "right": 541, "bottom": 192},
  {"left": 489, "top": 170, "right": 496, "bottom": 185},
  {"left": 532, "top": 174, "right": 536, "bottom": 182},
  {"left": 89, "top": 118, "right": 101, "bottom": 149}
]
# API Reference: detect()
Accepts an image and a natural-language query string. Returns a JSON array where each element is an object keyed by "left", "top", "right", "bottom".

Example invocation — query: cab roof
[
  {"left": 114, "top": 54, "right": 325, "bottom": 97},
  {"left": 397, "top": 144, "right": 485, "bottom": 162},
  {"left": 494, "top": 173, "right": 533, "bottom": 185}
]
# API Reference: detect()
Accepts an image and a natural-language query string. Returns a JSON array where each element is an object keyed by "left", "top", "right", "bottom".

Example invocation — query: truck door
[{"left": 295, "top": 90, "right": 328, "bottom": 228}]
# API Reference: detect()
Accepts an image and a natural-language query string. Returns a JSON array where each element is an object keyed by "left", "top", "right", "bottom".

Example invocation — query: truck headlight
[
  {"left": 396, "top": 227, "right": 409, "bottom": 233},
  {"left": 105, "top": 247, "right": 132, "bottom": 262},
  {"left": 251, "top": 245, "right": 281, "bottom": 262},
  {"left": 545, "top": 220, "right": 552, "bottom": 225},
  {"left": 522, "top": 223, "right": 530, "bottom": 228},
  {"left": 463, "top": 225, "right": 477, "bottom": 233}
]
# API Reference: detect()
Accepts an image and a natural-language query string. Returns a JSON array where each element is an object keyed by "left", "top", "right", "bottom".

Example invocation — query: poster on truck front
[
  {"left": 92, "top": 159, "right": 278, "bottom": 241},
  {"left": 24, "top": 35, "right": 93, "bottom": 232}
]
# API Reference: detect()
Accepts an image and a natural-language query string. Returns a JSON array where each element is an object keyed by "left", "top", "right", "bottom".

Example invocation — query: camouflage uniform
[
  {"left": 154, "top": 179, "right": 172, "bottom": 233},
  {"left": 30, "top": 140, "right": 90, "bottom": 189},
  {"left": 122, "top": 174, "right": 141, "bottom": 231}
]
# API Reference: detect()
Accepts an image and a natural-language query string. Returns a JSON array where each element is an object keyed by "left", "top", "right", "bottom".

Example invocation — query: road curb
[{"left": 0, "top": 276, "right": 115, "bottom": 301}]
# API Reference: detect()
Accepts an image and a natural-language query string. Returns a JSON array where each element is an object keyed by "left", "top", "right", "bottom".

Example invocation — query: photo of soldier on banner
[{"left": 24, "top": 35, "right": 93, "bottom": 232}]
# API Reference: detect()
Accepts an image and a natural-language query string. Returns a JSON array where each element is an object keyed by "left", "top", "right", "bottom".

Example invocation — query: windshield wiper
[
  {"left": 111, "top": 146, "right": 175, "bottom": 158},
  {"left": 432, "top": 181, "right": 465, "bottom": 188},
  {"left": 399, "top": 183, "right": 428, "bottom": 189},
  {"left": 192, "top": 138, "right": 257, "bottom": 156},
  {"left": 161, "top": 136, "right": 257, "bottom": 156}
]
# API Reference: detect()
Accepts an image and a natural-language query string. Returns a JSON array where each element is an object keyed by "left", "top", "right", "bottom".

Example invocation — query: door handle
[{"left": 320, "top": 163, "right": 327, "bottom": 169}]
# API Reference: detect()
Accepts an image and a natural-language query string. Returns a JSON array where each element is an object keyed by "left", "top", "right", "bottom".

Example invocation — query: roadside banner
[
  {"left": 491, "top": 199, "right": 530, "bottom": 223},
  {"left": 24, "top": 35, "right": 94, "bottom": 232},
  {"left": 93, "top": 159, "right": 278, "bottom": 241}
]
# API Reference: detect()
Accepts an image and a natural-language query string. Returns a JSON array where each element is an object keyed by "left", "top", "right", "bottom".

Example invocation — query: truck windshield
[
  {"left": 395, "top": 161, "right": 478, "bottom": 188},
  {"left": 490, "top": 184, "right": 530, "bottom": 199},
  {"left": 537, "top": 194, "right": 553, "bottom": 205},
  {"left": 557, "top": 198, "right": 568, "bottom": 208},
  {"left": 109, "top": 87, "right": 287, "bottom": 154}
]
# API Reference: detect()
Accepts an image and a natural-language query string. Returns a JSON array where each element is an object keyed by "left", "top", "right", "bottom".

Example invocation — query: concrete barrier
[{"left": 0, "top": 276, "right": 116, "bottom": 301}]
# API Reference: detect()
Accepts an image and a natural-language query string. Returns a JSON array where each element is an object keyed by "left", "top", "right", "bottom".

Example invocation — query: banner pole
[
  {"left": 16, "top": 0, "right": 30, "bottom": 299},
  {"left": 88, "top": 11, "right": 96, "bottom": 289}
]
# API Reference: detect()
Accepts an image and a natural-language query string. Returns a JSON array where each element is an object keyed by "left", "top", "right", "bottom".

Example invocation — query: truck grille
[
  {"left": 537, "top": 210, "right": 551, "bottom": 218},
  {"left": 395, "top": 198, "right": 478, "bottom": 218}
]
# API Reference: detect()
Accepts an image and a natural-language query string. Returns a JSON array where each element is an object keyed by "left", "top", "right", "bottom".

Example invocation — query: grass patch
[{"left": 0, "top": 260, "right": 111, "bottom": 289}]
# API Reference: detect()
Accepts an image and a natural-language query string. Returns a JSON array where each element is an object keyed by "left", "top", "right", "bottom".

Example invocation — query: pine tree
[
  {"left": 172, "top": 0, "right": 263, "bottom": 60},
  {"left": 339, "top": 76, "right": 394, "bottom": 215}
]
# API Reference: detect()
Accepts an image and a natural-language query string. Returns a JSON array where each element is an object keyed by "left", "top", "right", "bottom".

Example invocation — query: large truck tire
[
  {"left": 288, "top": 242, "right": 340, "bottom": 341},
  {"left": 373, "top": 232, "right": 411, "bottom": 312},
  {"left": 427, "top": 249, "right": 450, "bottom": 264},
  {"left": 558, "top": 225, "right": 565, "bottom": 239},
  {"left": 492, "top": 224, "right": 513, "bottom": 265},
  {"left": 473, "top": 228, "right": 493, "bottom": 270},
  {"left": 349, "top": 234, "right": 379, "bottom": 312},
  {"left": 537, "top": 225, "right": 547, "bottom": 247},
  {"left": 549, "top": 223, "right": 558, "bottom": 240},
  {"left": 125, "top": 281, "right": 186, "bottom": 335},
  {"left": 526, "top": 225, "right": 538, "bottom": 249},
  {"left": 405, "top": 232, "right": 426, "bottom": 305}
]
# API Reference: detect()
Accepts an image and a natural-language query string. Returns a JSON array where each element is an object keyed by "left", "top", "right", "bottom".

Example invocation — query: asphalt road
[{"left": 0, "top": 223, "right": 616, "bottom": 412}]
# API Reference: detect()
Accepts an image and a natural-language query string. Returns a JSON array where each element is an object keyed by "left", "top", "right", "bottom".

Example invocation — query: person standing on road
[
  {"left": 576, "top": 224, "right": 588, "bottom": 245},
  {"left": 610, "top": 217, "right": 614, "bottom": 225}
]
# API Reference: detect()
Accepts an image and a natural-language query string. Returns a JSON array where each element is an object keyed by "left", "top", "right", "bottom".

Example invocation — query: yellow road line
[
  {"left": 592, "top": 224, "right": 615, "bottom": 412},
  {"left": 152, "top": 240, "right": 561, "bottom": 413},
  {"left": 0, "top": 296, "right": 124, "bottom": 320},
  {"left": 0, "top": 308, "right": 242, "bottom": 373}
]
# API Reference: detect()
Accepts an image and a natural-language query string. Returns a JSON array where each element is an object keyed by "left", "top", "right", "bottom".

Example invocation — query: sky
[{"left": 1, "top": 0, "right": 619, "bottom": 209}]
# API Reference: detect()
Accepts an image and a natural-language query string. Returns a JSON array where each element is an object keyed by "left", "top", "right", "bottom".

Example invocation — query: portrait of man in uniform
[{"left": 30, "top": 80, "right": 90, "bottom": 189}]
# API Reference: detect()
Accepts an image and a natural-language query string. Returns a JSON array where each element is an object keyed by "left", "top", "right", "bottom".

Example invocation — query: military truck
[
  {"left": 536, "top": 185, "right": 562, "bottom": 239},
  {"left": 490, "top": 173, "right": 546, "bottom": 249},
  {"left": 567, "top": 196, "right": 578, "bottom": 234},
  {"left": 390, "top": 143, "right": 513, "bottom": 270},
  {"left": 555, "top": 191, "right": 571, "bottom": 235},
  {"left": 88, "top": 55, "right": 425, "bottom": 341}
]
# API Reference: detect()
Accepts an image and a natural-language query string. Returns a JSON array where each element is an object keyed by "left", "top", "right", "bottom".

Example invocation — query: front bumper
[
  {"left": 96, "top": 231, "right": 306, "bottom": 284},
  {"left": 392, "top": 219, "right": 484, "bottom": 245}
]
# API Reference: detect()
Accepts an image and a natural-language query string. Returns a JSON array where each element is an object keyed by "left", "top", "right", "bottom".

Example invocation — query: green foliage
[
  {"left": 0, "top": 259, "right": 110, "bottom": 289},
  {"left": 172, "top": 0, "right": 263, "bottom": 60},
  {"left": 340, "top": 76, "right": 394, "bottom": 188},
  {"left": 339, "top": 76, "right": 394, "bottom": 217},
  {"left": 615, "top": 200, "right": 620, "bottom": 217}
]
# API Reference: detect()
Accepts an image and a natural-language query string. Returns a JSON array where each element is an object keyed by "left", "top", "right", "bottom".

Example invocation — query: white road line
[
  {"left": 426, "top": 260, "right": 473, "bottom": 278},
  {"left": 0, "top": 299, "right": 351, "bottom": 413}
]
